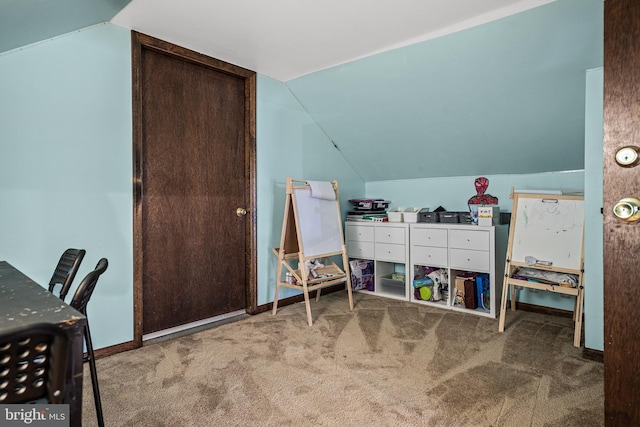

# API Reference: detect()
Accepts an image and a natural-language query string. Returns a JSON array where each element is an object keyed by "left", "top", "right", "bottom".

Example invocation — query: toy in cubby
[
  {"left": 350, "top": 259, "right": 375, "bottom": 291},
  {"left": 412, "top": 266, "right": 448, "bottom": 302}
]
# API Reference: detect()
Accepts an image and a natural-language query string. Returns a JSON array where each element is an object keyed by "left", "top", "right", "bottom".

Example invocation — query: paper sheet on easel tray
[{"left": 307, "top": 181, "right": 336, "bottom": 200}]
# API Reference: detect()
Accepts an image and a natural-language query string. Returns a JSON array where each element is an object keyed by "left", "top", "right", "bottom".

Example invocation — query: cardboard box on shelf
[{"left": 350, "top": 259, "right": 374, "bottom": 291}]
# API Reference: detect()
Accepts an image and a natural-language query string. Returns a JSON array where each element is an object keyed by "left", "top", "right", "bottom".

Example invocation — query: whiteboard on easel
[
  {"left": 510, "top": 195, "right": 584, "bottom": 271},
  {"left": 293, "top": 187, "right": 343, "bottom": 257}
]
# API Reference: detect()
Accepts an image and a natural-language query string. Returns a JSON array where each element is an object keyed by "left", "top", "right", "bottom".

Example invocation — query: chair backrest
[
  {"left": 0, "top": 323, "right": 70, "bottom": 404},
  {"left": 69, "top": 258, "right": 108, "bottom": 315},
  {"left": 48, "top": 248, "right": 86, "bottom": 301}
]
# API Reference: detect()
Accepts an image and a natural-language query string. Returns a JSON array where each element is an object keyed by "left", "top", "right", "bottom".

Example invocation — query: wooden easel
[
  {"left": 272, "top": 177, "right": 354, "bottom": 326},
  {"left": 498, "top": 190, "right": 585, "bottom": 347}
]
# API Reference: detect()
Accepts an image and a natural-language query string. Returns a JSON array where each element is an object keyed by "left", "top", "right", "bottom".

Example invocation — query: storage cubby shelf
[{"left": 346, "top": 221, "right": 508, "bottom": 318}]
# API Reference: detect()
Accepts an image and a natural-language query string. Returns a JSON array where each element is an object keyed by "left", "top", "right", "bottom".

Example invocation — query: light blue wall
[
  {"left": 367, "top": 171, "right": 585, "bottom": 312},
  {"left": 286, "top": 0, "right": 603, "bottom": 182},
  {"left": 257, "top": 74, "right": 364, "bottom": 305},
  {"left": 0, "top": 0, "right": 132, "bottom": 54},
  {"left": 584, "top": 68, "right": 604, "bottom": 350},
  {"left": 366, "top": 171, "right": 585, "bottom": 213},
  {"left": 0, "top": 31, "right": 364, "bottom": 350},
  {"left": 0, "top": 24, "right": 133, "bottom": 349},
  {"left": 0, "top": 22, "right": 603, "bottom": 352}
]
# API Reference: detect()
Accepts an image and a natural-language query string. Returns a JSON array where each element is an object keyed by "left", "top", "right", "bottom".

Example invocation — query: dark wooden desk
[{"left": 0, "top": 261, "right": 86, "bottom": 427}]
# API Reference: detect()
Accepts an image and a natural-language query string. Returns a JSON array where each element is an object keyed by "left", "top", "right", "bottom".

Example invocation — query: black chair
[
  {"left": 48, "top": 248, "right": 86, "bottom": 301},
  {"left": 0, "top": 323, "right": 70, "bottom": 404},
  {"left": 70, "top": 258, "right": 108, "bottom": 427}
]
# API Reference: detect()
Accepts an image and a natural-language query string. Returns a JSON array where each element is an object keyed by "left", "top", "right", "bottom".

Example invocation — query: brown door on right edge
[
  {"left": 603, "top": 1, "right": 640, "bottom": 425},
  {"left": 132, "top": 33, "right": 256, "bottom": 340}
]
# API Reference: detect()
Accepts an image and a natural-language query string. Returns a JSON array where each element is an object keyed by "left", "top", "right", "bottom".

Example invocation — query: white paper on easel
[
  {"left": 294, "top": 188, "right": 342, "bottom": 256},
  {"left": 307, "top": 181, "right": 336, "bottom": 200}
]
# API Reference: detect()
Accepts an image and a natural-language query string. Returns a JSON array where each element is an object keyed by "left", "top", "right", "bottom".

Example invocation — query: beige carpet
[{"left": 82, "top": 291, "right": 604, "bottom": 426}]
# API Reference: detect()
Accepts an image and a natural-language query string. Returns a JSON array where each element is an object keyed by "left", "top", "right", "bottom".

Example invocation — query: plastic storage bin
[
  {"left": 387, "top": 210, "right": 403, "bottom": 222},
  {"left": 403, "top": 208, "right": 422, "bottom": 223},
  {"left": 379, "top": 273, "right": 405, "bottom": 296},
  {"left": 420, "top": 211, "right": 439, "bottom": 222},
  {"left": 349, "top": 199, "right": 390, "bottom": 211},
  {"left": 439, "top": 212, "right": 460, "bottom": 223}
]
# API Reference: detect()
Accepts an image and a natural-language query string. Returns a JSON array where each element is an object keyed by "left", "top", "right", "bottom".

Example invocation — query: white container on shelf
[
  {"left": 388, "top": 208, "right": 404, "bottom": 222},
  {"left": 403, "top": 207, "right": 428, "bottom": 223},
  {"left": 478, "top": 205, "right": 500, "bottom": 226}
]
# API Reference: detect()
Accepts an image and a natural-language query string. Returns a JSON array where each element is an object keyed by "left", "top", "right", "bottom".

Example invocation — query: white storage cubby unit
[
  {"left": 410, "top": 223, "right": 508, "bottom": 318},
  {"left": 345, "top": 222, "right": 409, "bottom": 301}
]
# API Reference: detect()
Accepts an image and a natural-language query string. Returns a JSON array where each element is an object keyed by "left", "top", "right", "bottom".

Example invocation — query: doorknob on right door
[{"left": 613, "top": 197, "right": 640, "bottom": 222}]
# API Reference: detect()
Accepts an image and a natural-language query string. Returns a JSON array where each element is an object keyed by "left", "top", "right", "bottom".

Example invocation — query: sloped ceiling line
[{"left": 284, "top": 84, "right": 366, "bottom": 181}]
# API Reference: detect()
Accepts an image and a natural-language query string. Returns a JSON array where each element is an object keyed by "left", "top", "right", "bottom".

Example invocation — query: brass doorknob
[
  {"left": 613, "top": 198, "right": 640, "bottom": 222},
  {"left": 236, "top": 207, "right": 247, "bottom": 217}
]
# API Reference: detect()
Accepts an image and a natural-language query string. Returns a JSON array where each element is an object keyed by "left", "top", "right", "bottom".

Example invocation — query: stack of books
[{"left": 346, "top": 199, "right": 390, "bottom": 222}]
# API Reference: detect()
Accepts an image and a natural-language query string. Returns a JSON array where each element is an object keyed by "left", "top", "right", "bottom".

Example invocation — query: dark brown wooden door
[
  {"left": 132, "top": 32, "right": 257, "bottom": 341},
  {"left": 603, "top": 1, "right": 640, "bottom": 424}
]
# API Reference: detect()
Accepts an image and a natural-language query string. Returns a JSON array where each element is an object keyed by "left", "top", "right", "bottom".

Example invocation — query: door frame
[{"left": 131, "top": 31, "right": 257, "bottom": 347}]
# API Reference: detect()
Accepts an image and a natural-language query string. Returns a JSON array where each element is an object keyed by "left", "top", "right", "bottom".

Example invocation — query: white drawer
[
  {"left": 375, "top": 243, "right": 406, "bottom": 262},
  {"left": 412, "top": 246, "right": 447, "bottom": 267},
  {"left": 411, "top": 227, "right": 447, "bottom": 247},
  {"left": 450, "top": 248, "right": 490, "bottom": 271},
  {"left": 347, "top": 241, "right": 374, "bottom": 259},
  {"left": 375, "top": 227, "right": 406, "bottom": 245},
  {"left": 449, "top": 229, "right": 490, "bottom": 251},
  {"left": 346, "top": 225, "right": 375, "bottom": 242}
]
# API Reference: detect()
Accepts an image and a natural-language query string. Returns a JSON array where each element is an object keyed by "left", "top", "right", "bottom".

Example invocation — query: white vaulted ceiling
[{"left": 110, "top": 0, "right": 556, "bottom": 81}]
